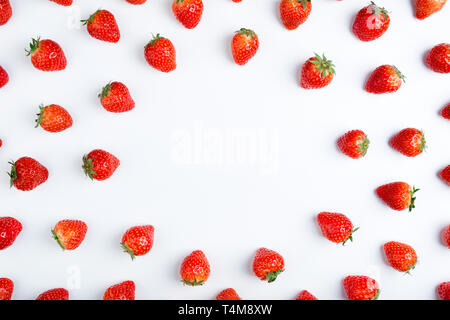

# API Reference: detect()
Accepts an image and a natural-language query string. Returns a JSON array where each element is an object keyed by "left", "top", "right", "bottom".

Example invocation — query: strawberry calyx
[
  {"left": 121, "top": 241, "right": 135, "bottom": 260},
  {"left": 342, "top": 227, "right": 360, "bottom": 246},
  {"left": 369, "top": 2, "right": 388, "bottom": 20},
  {"left": 7, "top": 160, "right": 17, "bottom": 187},
  {"left": 419, "top": 131, "right": 426, "bottom": 152},
  {"left": 408, "top": 186, "right": 419, "bottom": 212},
  {"left": 147, "top": 34, "right": 163, "bottom": 48},
  {"left": 235, "top": 28, "right": 256, "bottom": 38},
  {"left": 182, "top": 278, "right": 205, "bottom": 286},
  {"left": 295, "top": 0, "right": 311, "bottom": 9},
  {"left": 82, "top": 155, "right": 96, "bottom": 180},
  {"left": 358, "top": 136, "right": 370, "bottom": 157},
  {"left": 405, "top": 261, "right": 417, "bottom": 275},
  {"left": 81, "top": 9, "right": 101, "bottom": 25},
  {"left": 35, "top": 104, "right": 45, "bottom": 128},
  {"left": 51, "top": 229, "right": 66, "bottom": 250},
  {"left": 392, "top": 66, "right": 405, "bottom": 82},
  {"left": 99, "top": 82, "right": 112, "bottom": 99},
  {"left": 25, "top": 37, "right": 41, "bottom": 56},
  {"left": 265, "top": 269, "right": 284, "bottom": 283},
  {"left": 311, "top": 53, "right": 336, "bottom": 78}
]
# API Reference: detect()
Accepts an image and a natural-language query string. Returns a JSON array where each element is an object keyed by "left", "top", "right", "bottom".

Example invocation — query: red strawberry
[
  {"left": 343, "top": 275, "right": 379, "bottom": 300},
  {"left": 376, "top": 182, "right": 419, "bottom": 212},
  {"left": 99, "top": 82, "right": 135, "bottom": 113},
  {"left": 103, "top": 281, "right": 135, "bottom": 300},
  {"left": 365, "top": 65, "right": 404, "bottom": 94},
  {"left": 440, "top": 165, "right": 450, "bottom": 185},
  {"left": 0, "top": 0, "right": 12, "bottom": 26},
  {"left": 438, "top": 282, "right": 450, "bottom": 300},
  {"left": 317, "top": 212, "right": 358, "bottom": 245},
  {"left": 383, "top": 241, "right": 417, "bottom": 273},
  {"left": 441, "top": 103, "right": 450, "bottom": 119},
  {"left": 172, "top": 0, "right": 204, "bottom": 29},
  {"left": 390, "top": 128, "right": 426, "bottom": 157},
  {"left": 279, "top": 0, "right": 312, "bottom": 31},
  {"left": 52, "top": 219, "right": 88, "bottom": 250},
  {"left": 337, "top": 130, "right": 369, "bottom": 159},
  {"left": 144, "top": 34, "right": 177, "bottom": 73},
  {"left": 121, "top": 225, "right": 154, "bottom": 260},
  {"left": 300, "top": 53, "right": 335, "bottom": 89},
  {"left": 0, "top": 217, "right": 22, "bottom": 250},
  {"left": 295, "top": 290, "right": 318, "bottom": 300},
  {"left": 36, "top": 288, "right": 69, "bottom": 300},
  {"left": 232, "top": 0, "right": 242, "bottom": 2},
  {"left": 82, "top": 149, "right": 120, "bottom": 181},
  {"left": 35, "top": 104, "right": 73, "bottom": 133},
  {"left": 50, "top": 0, "right": 73, "bottom": 6},
  {"left": 216, "top": 288, "right": 241, "bottom": 300},
  {"left": 0, "top": 65, "right": 8, "bottom": 88},
  {"left": 126, "top": 0, "right": 147, "bottom": 4},
  {"left": 0, "top": 278, "right": 13, "bottom": 300},
  {"left": 252, "top": 247, "right": 284, "bottom": 282},
  {"left": 443, "top": 225, "right": 450, "bottom": 248},
  {"left": 231, "top": 28, "right": 259, "bottom": 65},
  {"left": 26, "top": 38, "right": 67, "bottom": 71},
  {"left": 9, "top": 157, "right": 49, "bottom": 191},
  {"left": 425, "top": 43, "right": 450, "bottom": 74},
  {"left": 414, "top": 0, "right": 446, "bottom": 20},
  {"left": 352, "top": 2, "right": 390, "bottom": 42},
  {"left": 0, "top": 139, "right": 2, "bottom": 148},
  {"left": 180, "top": 250, "right": 210, "bottom": 286},
  {"left": 82, "top": 10, "right": 120, "bottom": 43}
]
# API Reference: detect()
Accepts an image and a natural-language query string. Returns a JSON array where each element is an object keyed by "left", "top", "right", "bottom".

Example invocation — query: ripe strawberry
[
  {"left": 50, "top": 0, "right": 73, "bottom": 6},
  {"left": 126, "top": 0, "right": 147, "bottom": 4},
  {"left": 99, "top": 81, "right": 135, "bottom": 113},
  {"left": 35, "top": 104, "right": 73, "bottom": 133},
  {"left": 337, "top": 130, "right": 369, "bottom": 159},
  {"left": 9, "top": 157, "right": 49, "bottom": 191},
  {"left": 231, "top": 28, "right": 259, "bottom": 65},
  {"left": 232, "top": 0, "right": 242, "bottom": 2},
  {"left": 26, "top": 38, "right": 67, "bottom": 71},
  {"left": 0, "top": 139, "right": 2, "bottom": 148},
  {"left": 295, "top": 290, "right": 318, "bottom": 300},
  {"left": 376, "top": 182, "right": 419, "bottom": 212},
  {"left": 279, "top": 0, "right": 312, "bottom": 31},
  {"left": 343, "top": 275, "right": 379, "bottom": 300},
  {"left": 300, "top": 53, "right": 335, "bottom": 89},
  {"left": 438, "top": 282, "right": 450, "bottom": 300},
  {"left": 144, "top": 34, "right": 177, "bottom": 73},
  {"left": 0, "top": 65, "right": 8, "bottom": 88},
  {"left": 0, "top": 278, "right": 13, "bottom": 300},
  {"left": 103, "top": 281, "right": 135, "bottom": 300},
  {"left": 216, "top": 288, "right": 241, "bottom": 300},
  {"left": 252, "top": 247, "right": 284, "bottom": 282},
  {"left": 383, "top": 241, "right": 417, "bottom": 273},
  {"left": 317, "top": 212, "right": 358, "bottom": 245},
  {"left": 441, "top": 103, "right": 450, "bottom": 119},
  {"left": 425, "top": 43, "right": 450, "bottom": 74},
  {"left": 180, "top": 250, "right": 210, "bottom": 286},
  {"left": 172, "top": 0, "right": 204, "bottom": 29},
  {"left": 0, "top": 0, "right": 12, "bottom": 26},
  {"left": 121, "top": 225, "right": 154, "bottom": 260},
  {"left": 390, "top": 128, "right": 426, "bottom": 157},
  {"left": 440, "top": 165, "right": 450, "bottom": 185},
  {"left": 0, "top": 217, "right": 22, "bottom": 250},
  {"left": 365, "top": 65, "right": 404, "bottom": 94},
  {"left": 414, "top": 0, "right": 446, "bottom": 20},
  {"left": 36, "top": 288, "right": 69, "bottom": 300},
  {"left": 82, "top": 149, "right": 120, "bottom": 181},
  {"left": 442, "top": 225, "right": 450, "bottom": 248},
  {"left": 352, "top": 2, "right": 390, "bottom": 42},
  {"left": 82, "top": 10, "right": 120, "bottom": 43},
  {"left": 52, "top": 219, "right": 88, "bottom": 250}
]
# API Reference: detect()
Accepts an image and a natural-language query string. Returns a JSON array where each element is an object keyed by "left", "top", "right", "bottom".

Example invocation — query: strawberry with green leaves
[
  {"left": 414, "top": 0, "right": 446, "bottom": 20},
  {"left": 216, "top": 288, "right": 241, "bottom": 300},
  {"left": 365, "top": 65, "right": 404, "bottom": 94},
  {"left": 9, "top": 157, "right": 49, "bottom": 191},
  {"left": 82, "top": 149, "right": 120, "bottom": 181},
  {"left": 0, "top": 0, "right": 12, "bottom": 26},
  {"left": 252, "top": 248, "right": 284, "bottom": 283},
  {"left": 35, "top": 104, "right": 73, "bottom": 133},
  {"left": 180, "top": 250, "right": 210, "bottom": 286},
  {"left": 82, "top": 10, "right": 120, "bottom": 43},
  {"left": 383, "top": 241, "right": 418, "bottom": 273},
  {"left": 0, "top": 217, "right": 22, "bottom": 250},
  {"left": 52, "top": 220, "right": 87, "bottom": 250},
  {"left": 36, "top": 288, "right": 69, "bottom": 300},
  {"left": 337, "top": 130, "right": 369, "bottom": 159},
  {"left": 352, "top": 2, "right": 390, "bottom": 42},
  {"left": 26, "top": 38, "right": 67, "bottom": 71},
  {"left": 376, "top": 182, "right": 419, "bottom": 212},
  {"left": 121, "top": 225, "right": 154, "bottom": 260},
  {"left": 300, "top": 53, "right": 335, "bottom": 89},
  {"left": 231, "top": 28, "right": 259, "bottom": 65},
  {"left": 0, "top": 278, "right": 13, "bottom": 300},
  {"left": 103, "top": 281, "right": 135, "bottom": 300},
  {"left": 279, "top": 0, "right": 311, "bottom": 31},
  {"left": 172, "top": 0, "right": 204, "bottom": 29},
  {"left": 317, "top": 212, "right": 358, "bottom": 245},
  {"left": 390, "top": 128, "right": 426, "bottom": 157},
  {"left": 343, "top": 275, "right": 379, "bottom": 300},
  {"left": 144, "top": 34, "right": 177, "bottom": 72},
  {"left": 99, "top": 82, "right": 135, "bottom": 113}
]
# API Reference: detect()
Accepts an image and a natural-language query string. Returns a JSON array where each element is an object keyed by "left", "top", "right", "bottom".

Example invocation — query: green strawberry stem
[
  {"left": 311, "top": 53, "right": 336, "bottom": 78},
  {"left": 420, "top": 131, "right": 426, "bottom": 152},
  {"left": 81, "top": 9, "right": 100, "bottom": 25},
  {"left": 25, "top": 37, "right": 40, "bottom": 56},
  {"left": 82, "top": 155, "right": 97, "bottom": 180},
  {"left": 235, "top": 28, "right": 256, "bottom": 38},
  {"left": 408, "top": 186, "right": 419, "bottom": 212},
  {"left": 147, "top": 33, "right": 162, "bottom": 48},
  {"left": 392, "top": 66, "right": 406, "bottom": 82},
  {"left": 99, "top": 82, "right": 112, "bottom": 99},
  {"left": 51, "top": 229, "right": 66, "bottom": 250},
  {"left": 342, "top": 227, "right": 360, "bottom": 246},
  {"left": 265, "top": 269, "right": 283, "bottom": 283},
  {"left": 35, "top": 104, "right": 45, "bottom": 128},
  {"left": 369, "top": 2, "right": 389, "bottom": 20},
  {"left": 7, "top": 160, "right": 17, "bottom": 188},
  {"left": 358, "top": 136, "right": 370, "bottom": 157},
  {"left": 121, "top": 242, "right": 135, "bottom": 260},
  {"left": 372, "top": 289, "right": 380, "bottom": 300},
  {"left": 182, "top": 278, "right": 205, "bottom": 286},
  {"left": 296, "top": 0, "right": 311, "bottom": 9},
  {"left": 405, "top": 261, "right": 417, "bottom": 275}
]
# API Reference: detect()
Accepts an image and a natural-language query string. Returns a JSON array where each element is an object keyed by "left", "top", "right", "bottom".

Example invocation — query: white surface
[{"left": 0, "top": 0, "right": 449, "bottom": 300}]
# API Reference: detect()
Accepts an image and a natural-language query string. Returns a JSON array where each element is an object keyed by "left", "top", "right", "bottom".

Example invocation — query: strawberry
[
  {"left": 317, "top": 212, "right": 358, "bottom": 245},
  {"left": 82, "top": 149, "right": 120, "bottom": 181},
  {"left": 343, "top": 275, "right": 379, "bottom": 300},
  {"left": 121, "top": 225, "right": 154, "bottom": 260},
  {"left": 82, "top": 10, "right": 120, "bottom": 43},
  {"left": 0, "top": 65, "right": 8, "bottom": 88},
  {"left": 0, "top": 0, "right": 12, "bottom": 26},
  {"left": 337, "top": 130, "right": 369, "bottom": 159},
  {"left": 440, "top": 165, "right": 450, "bottom": 185},
  {"left": 279, "top": 0, "right": 312, "bottom": 31},
  {"left": 216, "top": 288, "right": 241, "bottom": 300},
  {"left": 9, "top": 157, "right": 49, "bottom": 191},
  {"left": 99, "top": 81, "right": 135, "bottom": 113},
  {"left": 180, "top": 250, "right": 210, "bottom": 286},
  {"left": 376, "top": 182, "right": 419, "bottom": 212},
  {"left": 383, "top": 241, "right": 417, "bottom": 273},
  {"left": 126, "top": 0, "right": 147, "bottom": 4},
  {"left": 0, "top": 217, "right": 22, "bottom": 250},
  {"left": 443, "top": 225, "right": 450, "bottom": 248},
  {"left": 414, "top": 0, "right": 446, "bottom": 20},
  {"left": 231, "top": 28, "right": 259, "bottom": 65},
  {"left": 35, "top": 104, "right": 73, "bottom": 133},
  {"left": 144, "top": 34, "right": 177, "bottom": 73},
  {"left": 425, "top": 43, "right": 450, "bottom": 74},
  {"left": 441, "top": 103, "right": 450, "bottom": 120},
  {"left": 389, "top": 128, "right": 426, "bottom": 157},
  {"left": 26, "top": 38, "right": 67, "bottom": 71},
  {"left": 438, "top": 282, "right": 450, "bottom": 300},
  {"left": 365, "top": 65, "right": 404, "bottom": 94},
  {"left": 295, "top": 290, "right": 318, "bottom": 300},
  {"left": 52, "top": 219, "right": 88, "bottom": 250},
  {"left": 0, "top": 278, "right": 13, "bottom": 300},
  {"left": 50, "top": 0, "right": 73, "bottom": 6},
  {"left": 36, "top": 288, "right": 69, "bottom": 300},
  {"left": 232, "top": 0, "right": 243, "bottom": 2},
  {"left": 252, "top": 247, "right": 284, "bottom": 282},
  {"left": 0, "top": 139, "right": 2, "bottom": 148},
  {"left": 103, "top": 281, "right": 135, "bottom": 300},
  {"left": 352, "top": 2, "right": 390, "bottom": 42},
  {"left": 172, "top": 0, "right": 204, "bottom": 29},
  {"left": 300, "top": 53, "right": 335, "bottom": 89}
]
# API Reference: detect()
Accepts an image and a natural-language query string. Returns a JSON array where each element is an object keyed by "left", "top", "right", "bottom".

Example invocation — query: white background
[{"left": 0, "top": 0, "right": 448, "bottom": 300}]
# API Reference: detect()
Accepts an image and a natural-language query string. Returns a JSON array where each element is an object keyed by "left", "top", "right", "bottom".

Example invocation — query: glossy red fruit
[
  {"left": 0, "top": 65, "right": 8, "bottom": 88},
  {"left": 52, "top": 220, "right": 88, "bottom": 250},
  {"left": 9, "top": 157, "right": 49, "bottom": 191},
  {"left": 121, "top": 225, "right": 154, "bottom": 260},
  {"left": 414, "top": 0, "right": 446, "bottom": 20},
  {"left": 103, "top": 281, "right": 135, "bottom": 300},
  {"left": 376, "top": 182, "right": 418, "bottom": 212},
  {"left": 441, "top": 104, "right": 450, "bottom": 119},
  {"left": 82, "top": 10, "right": 120, "bottom": 43},
  {"left": 180, "top": 250, "right": 210, "bottom": 286},
  {"left": 144, "top": 34, "right": 176, "bottom": 73},
  {"left": 99, "top": 82, "right": 135, "bottom": 113},
  {"left": 317, "top": 212, "right": 358, "bottom": 245},
  {"left": 295, "top": 290, "right": 318, "bottom": 300},
  {"left": 0, "top": 217, "right": 22, "bottom": 250},
  {"left": 252, "top": 248, "right": 285, "bottom": 282},
  {"left": 440, "top": 165, "right": 450, "bottom": 185},
  {"left": 0, "top": 278, "right": 13, "bottom": 300},
  {"left": 35, "top": 104, "right": 73, "bottom": 133},
  {"left": 36, "top": 288, "right": 69, "bottom": 300},
  {"left": 425, "top": 43, "right": 450, "bottom": 73},
  {"left": 352, "top": 2, "right": 390, "bottom": 42},
  {"left": 365, "top": 65, "right": 404, "bottom": 94},
  {"left": 82, "top": 149, "right": 120, "bottom": 181},
  {"left": 216, "top": 288, "right": 241, "bottom": 300},
  {"left": 26, "top": 38, "right": 67, "bottom": 71},
  {"left": 279, "top": 0, "right": 312, "bottom": 30},
  {"left": 172, "top": 0, "right": 204, "bottom": 29},
  {"left": 337, "top": 130, "right": 369, "bottom": 159},
  {"left": 232, "top": 0, "right": 242, "bottom": 2},
  {"left": 50, "top": 0, "right": 73, "bottom": 5},
  {"left": 126, "top": 0, "right": 147, "bottom": 4},
  {"left": 383, "top": 241, "right": 417, "bottom": 273},
  {"left": 389, "top": 128, "right": 426, "bottom": 157},
  {"left": 443, "top": 225, "right": 450, "bottom": 248},
  {"left": 300, "top": 53, "right": 335, "bottom": 89},
  {"left": 0, "top": 0, "right": 12, "bottom": 26},
  {"left": 343, "top": 275, "right": 379, "bottom": 300},
  {"left": 231, "top": 28, "right": 259, "bottom": 65},
  {"left": 438, "top": 282, "right": 450, "bottom": 300}
]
